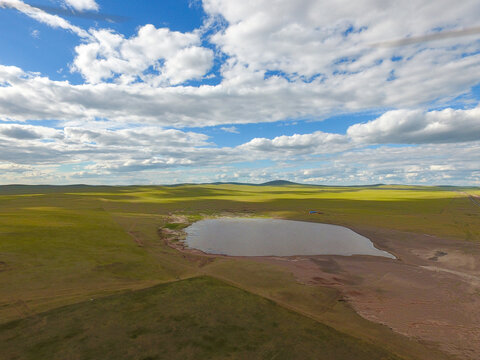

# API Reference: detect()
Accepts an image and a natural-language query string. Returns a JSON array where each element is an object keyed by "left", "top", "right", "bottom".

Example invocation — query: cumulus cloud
[
  {"left": 2, "top": 60, "right": 480, "bottom": 128},
  {"left": 0, "top": 64, "right": 24, "bottom": 83},
  {"left": 63, "top": 126, "right": 210, "bottom": 147},
  {"left": 63, "top": 0, "right": 98, "bottom": 12},
  {"left": 72, "top": 25, "right": 214, "bottom": 85},
  {"left": 0, "top": 122, "right": 222, "bottom": 169},
  {"left": 240, "top": 131, "right": 350, "bottom": 156},
  {"left": 313, "top": 143, "right": 480, "bottom": 185},
  {"left": 204, "top": 0, "right": 480, "bottom": 78},
  {"left": 347, "top": 106, "right": 480, "bottom": 144}
]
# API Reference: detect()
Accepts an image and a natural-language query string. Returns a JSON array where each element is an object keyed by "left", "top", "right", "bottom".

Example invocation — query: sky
[{"left": 0, "top": 0, "right": 479, "bottom": 185}]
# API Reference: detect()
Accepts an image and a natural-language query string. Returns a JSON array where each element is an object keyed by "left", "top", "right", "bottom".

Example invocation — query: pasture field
[
  {"left": 1, "top": 184, "right": 479, "bottom": 359},
  {"left": 0, "top": 276, "right": 400, "bottom": 360}
]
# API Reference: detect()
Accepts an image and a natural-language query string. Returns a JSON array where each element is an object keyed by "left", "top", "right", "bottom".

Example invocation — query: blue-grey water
[{"left": 185, "top": 218, "right": 395, "bottom": 258}]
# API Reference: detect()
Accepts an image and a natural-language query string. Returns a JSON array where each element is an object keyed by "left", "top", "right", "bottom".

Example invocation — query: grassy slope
[
  {"left": 0, "top": 276, "right": 401, "bottom": 360},
  {"left": 1, "top": 184, "right": 478, "bottom": 359},
  {"left": 0, "top": 192, "right": 193, "bottom": 321}
]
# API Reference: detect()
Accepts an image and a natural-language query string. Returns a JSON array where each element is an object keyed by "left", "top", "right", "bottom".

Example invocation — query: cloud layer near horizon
[{"left": 1, "top": 105, "right": 479, "bottom": 185}]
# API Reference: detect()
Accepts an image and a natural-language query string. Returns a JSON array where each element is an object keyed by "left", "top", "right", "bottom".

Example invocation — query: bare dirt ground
[{"left": 255, "top": 228, "right": 480, "bottom": 360}]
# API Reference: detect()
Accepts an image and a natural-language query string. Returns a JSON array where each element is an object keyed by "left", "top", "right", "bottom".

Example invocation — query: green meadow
[
  {"left": 1, "top": 276, "right": 401, "bottom": 360},
  {"left": 1, "top": 184, "right": 478, "bottom": 359}
]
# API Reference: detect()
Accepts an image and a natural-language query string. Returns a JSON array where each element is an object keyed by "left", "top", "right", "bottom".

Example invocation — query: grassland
[
  {"left": 1, "top": 184, "right": 479, "bottom": 359},
  {"left": 0, "top": 276, "right": 401, "bottom": 360}
]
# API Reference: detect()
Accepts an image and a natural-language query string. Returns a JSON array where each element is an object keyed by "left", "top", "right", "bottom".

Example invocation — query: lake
[{"left": 184, "top": 218, "right": 395, "bottom": 258}]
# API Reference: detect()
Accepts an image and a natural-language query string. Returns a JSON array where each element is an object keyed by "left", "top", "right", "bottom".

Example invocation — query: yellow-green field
[{"left": 1, "top": 184, "right": 478, "bottom": 359}]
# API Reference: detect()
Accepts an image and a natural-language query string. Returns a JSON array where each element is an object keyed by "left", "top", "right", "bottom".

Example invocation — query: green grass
[
  {"left": 163, "top": 222, "right": 188, "bottom": 230},
  {"left": 0, "top": 192, "right": 197, "bottom": 322},
  {"left": 1, "top": 183, "right": 477, "bottom": 359},
  {"left": 0, "top": 276, "right": 401, "bottom": 360}
]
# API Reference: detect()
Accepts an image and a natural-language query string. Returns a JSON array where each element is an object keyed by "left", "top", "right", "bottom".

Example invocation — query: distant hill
[
  {"left": 208, "top": 181, "right": 252, "bottom": 186},
  {"left": 259, "top": 180, "right": 300, "bottom": 186},
  {"left": 192, "top": 180, "right": 302, "bottom": 186},
  {"left": 207, "top": 180, "right": 301, "bottom": 186}
]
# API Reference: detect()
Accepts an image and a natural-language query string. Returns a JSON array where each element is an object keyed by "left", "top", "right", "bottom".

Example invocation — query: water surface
[{"left": 185, "top": 218, "right": 395, "bottom": 258}]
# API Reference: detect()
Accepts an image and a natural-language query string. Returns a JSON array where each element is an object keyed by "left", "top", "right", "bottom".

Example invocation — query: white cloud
[
  {"left": 220, "top": 126, "right": 239, "bottom": 133},
  {"left": 2, "top": 61, "right": 480, "bottom": 129},
  {"left": 347, "top": 106, "right": 480, "bottom": 144},
  {"left": 63, "top": 0, "right": 98, "bottom": 12},
  {"left": 72, "top": 25, "right": 214, "bottom": 85},
  {"left": 162, "top": 46, "right": 214, "bottom": 85},
  {"left": 204, "top": 0, "right": 480, "bottom": 111},
  {"left": 63, "top": 126, "right": 209, "bottom": 147},
  {"left": 0, "top": 64, "right": 24, "bottom": 83},
  {"left": 240, "top": 131, "right": 350, "bottom": 156},
  {"left": 0, "top": 0, "right": 89, "bottom": 38},
  {"left": 204, "top": 0, "right": 480, "bottom": 74}
]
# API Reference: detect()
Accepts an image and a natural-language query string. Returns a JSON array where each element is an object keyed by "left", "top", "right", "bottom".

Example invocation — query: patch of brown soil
[
  {"left": 157, "top": 219, "right": 217, "bottom": 268},
  {"left": 254, "top": 228, "right": 480, "bottom": 360},
  {"left": 168, "top": 213, "right": 188, "bottom": 223}
]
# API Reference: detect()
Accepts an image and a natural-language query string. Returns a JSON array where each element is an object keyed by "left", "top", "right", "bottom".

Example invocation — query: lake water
[{"left": 184, "top": 218, "right": 395, "bottom": 258}]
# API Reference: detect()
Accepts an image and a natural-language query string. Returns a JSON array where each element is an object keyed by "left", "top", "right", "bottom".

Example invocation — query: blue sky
[
  {"left": 0, "top": 0, "right": 206, "bottom": 82},
  {"left": 0, "top": 0, "right": 479, "bottom": 185}
]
